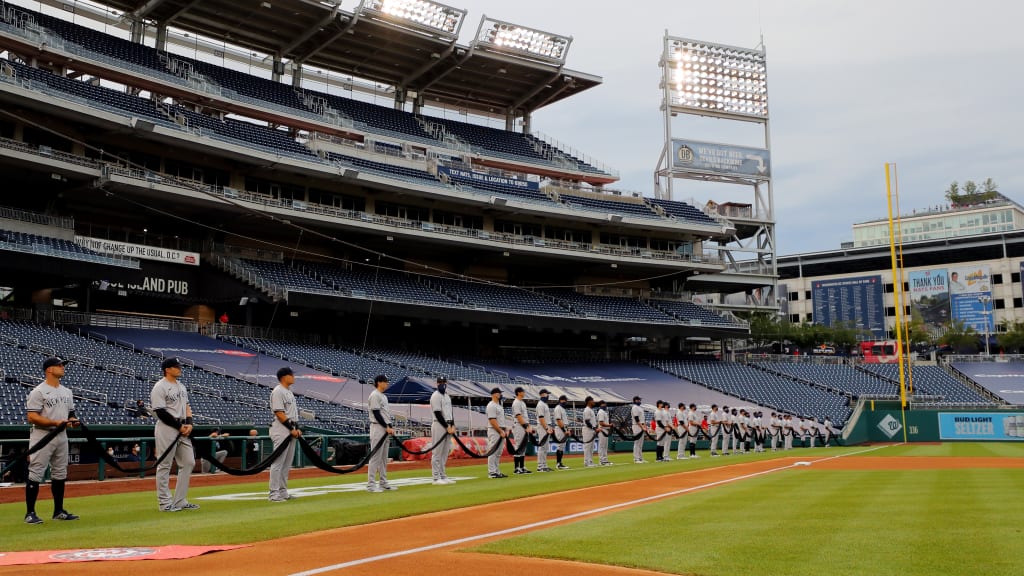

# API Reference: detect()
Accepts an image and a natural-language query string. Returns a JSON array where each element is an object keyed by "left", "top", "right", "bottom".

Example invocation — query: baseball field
[{"left": 2, "top": 443, "right": 1022, "bottom": 575}]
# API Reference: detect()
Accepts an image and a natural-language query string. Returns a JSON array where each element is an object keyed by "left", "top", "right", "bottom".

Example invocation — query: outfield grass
[
  {"left": 863, "top": 442, "right": 1024, "bottom": 457},
  {"left": 0, "top": 447, "right": 836, "bottom": 550},
  {"left": 473, "top": 445, "right": 1024, "bottom": 576}
]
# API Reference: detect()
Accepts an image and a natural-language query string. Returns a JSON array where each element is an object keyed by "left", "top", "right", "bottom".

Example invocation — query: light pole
[{"left": 978, "top": 295, "right": 992, "bottom": 356}]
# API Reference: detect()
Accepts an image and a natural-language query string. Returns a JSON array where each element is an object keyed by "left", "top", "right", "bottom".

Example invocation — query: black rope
[
  {"left": 0, "top": 423, "right": 68, "bottom": 477},
  {"left": 452, "top": 434, "right": 505, "bottom": 459},
  {"left": 396, "top": 431, "right": 450, "bottom": 456},
  {"left": 297, "top": 432, "right": 390, "bottom": 474},
  {"left": 194, "top": 434, "right": 295, "bottom": 476},
  {"left": 79, "top": 422, "right": 182, "bottom": 474}
]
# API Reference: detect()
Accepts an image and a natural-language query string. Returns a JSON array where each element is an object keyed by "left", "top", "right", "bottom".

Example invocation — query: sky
[{"left": 407, "top": 0, "right": 1024, "bottom": 255}]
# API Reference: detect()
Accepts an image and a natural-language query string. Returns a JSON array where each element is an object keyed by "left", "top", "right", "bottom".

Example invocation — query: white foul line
[{"left": 289, "top": 445, "right": 892, "bottom": 576}]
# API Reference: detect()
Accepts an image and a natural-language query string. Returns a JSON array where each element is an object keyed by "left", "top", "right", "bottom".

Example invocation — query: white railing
[
  {"left": 530, "top": 129, "right": 618, "bottom": 178},
  {"left": 49, "top": 310, "right": 198, "bottom": 332}
]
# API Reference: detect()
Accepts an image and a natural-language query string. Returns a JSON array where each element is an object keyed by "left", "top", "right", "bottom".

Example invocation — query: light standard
[{"left": 978, "top": 295, "right": 992, "bottom": 356}]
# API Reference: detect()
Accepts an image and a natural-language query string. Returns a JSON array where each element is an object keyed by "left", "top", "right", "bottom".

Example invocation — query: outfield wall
[{"left": 843, "top": 400, "right": 1024, "bottom": 443}]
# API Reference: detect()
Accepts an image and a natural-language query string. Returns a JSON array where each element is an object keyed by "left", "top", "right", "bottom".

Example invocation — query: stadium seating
[
  {"left": 427, "top": 277, "right": 571, "bottom": 317},
  {"left": 442, "top": 170, "right": 557, "bottom": 206},
  {"left": 302, "top": 262, "right": 457, "bottom": 306},
  {"left": 542, "top": 289, "right": 677, "bottom": 323},
  {"left": 649, "top": 359, "right": 852, "bottom": 425},
  {"left": 0, "top": 4, "right": 612, "bottom": 176},
  {"left": 648, "top": 299, "right": 744, "bottom": 327},
  {"left": 0, "top": 320, "right": 365, "bottom": 431},
  {"left": 754, "top": 362, "right": 899, "bottom": 397},
  {"left": 647, "top": 198, "right": 720, "bottom": 226},
  {"left": 237, "top": 260, "right": 337, "bottom": 296},
  {"left": 323, "top": 152, "right": 444, "bottom": 187},
  {"left": 859, "top": 364, "right": 995, "bottom": 404},
  {"left": 560, "top": 194, "right": 663, "bottom": 219},
  {"left": 0, "top": 228, "right": 136, "bottom": 267}
]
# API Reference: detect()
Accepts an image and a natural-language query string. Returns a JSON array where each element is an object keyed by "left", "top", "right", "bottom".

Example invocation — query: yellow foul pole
[{"left": 885, "top": 163, "right": 909, "bottom": 442}]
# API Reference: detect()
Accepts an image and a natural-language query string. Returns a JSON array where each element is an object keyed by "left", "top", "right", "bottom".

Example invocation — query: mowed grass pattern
[
  {"left": 0, "top": 448, "right": 829, "bottom": 550},
  {"left": 473, "top": 444, "right": 1024, "bottom": 576}
]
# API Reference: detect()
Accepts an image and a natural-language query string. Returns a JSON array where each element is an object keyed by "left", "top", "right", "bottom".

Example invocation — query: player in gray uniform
[
  {"left": 708, "top": 405, "right": 723, "bottom": 456},
  {"left": 24, "top": 357, "right": 79, "bottom": 524},
  {"left": 596, "top": 399, "right": 612, "bottom": 465},
  {"left": 485, "top": 387, "right": 508, "bottom": 478},
  {"left": 630, "top": 396, "right": 646, "bottom": 463},
  {"left": 269, "top": 367, "right": 302, "bottom": 502},
  {"left": 552, "top": 395, "right": 570, "bottom": 469},
  {"left": 675, "top": 403, "right": 689, "bottom": 460},
  {"left": 430, "top": 376, "right": 455, "bottom": 485},
  {"left": 822, "top": 417, "right": 834, "bottom": 446},
  {"left": 657, "top": 401, "right": 673, "bottom": 462},
  {"left": 534, "top": 389, "right": 554, "bottom": 472},
  {"left": 152, "top": 357, "right": 198, "bottom": 512},
  {"left": 510, "top": 387, "right": 533, "bottom": 475},
  {"left": 367, "top": 375, "right": 396, "bottom": 492},
  {"left": 581, "top": 396, "right": 597, "bottom": 467},
  {"left": 686, "top": 404, "right": 701, "bottom": 459}
]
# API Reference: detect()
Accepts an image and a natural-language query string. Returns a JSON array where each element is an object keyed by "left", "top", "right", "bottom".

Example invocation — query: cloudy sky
[{"left": 425, "top": 0, "right": 1024, "bottom": 255}]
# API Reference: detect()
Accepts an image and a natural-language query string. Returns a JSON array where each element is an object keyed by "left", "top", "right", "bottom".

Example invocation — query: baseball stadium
[{"left": 1, "top": 1, "right": 1023, "bottom": 575}]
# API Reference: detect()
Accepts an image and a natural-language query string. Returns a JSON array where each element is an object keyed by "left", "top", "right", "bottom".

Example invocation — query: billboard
[
  {"left": 437, "top": 166, "right": 539, "bottom": 191},
  {"left": 938, "top": 412, "right": 1024, "bottom": 441},
  {"left": 907, "top": 269, "right": 950, "bottom": 337},
  {"left": 671, "top": 139, "right": 770, "bottom": 179},
  {"left": 811, "top": 275, "right": 885, "bottom": 337},
  {"left": 74, "top": 236, "right": 200, "bottom": 266},
  {"left": 947, "top": 265, "right": 993, "bottom": 333}
]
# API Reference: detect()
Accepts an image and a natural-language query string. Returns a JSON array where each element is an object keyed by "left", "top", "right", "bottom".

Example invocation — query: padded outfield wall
[{"left": 843, "top": 399, "right": 1024, "bottom": 443}]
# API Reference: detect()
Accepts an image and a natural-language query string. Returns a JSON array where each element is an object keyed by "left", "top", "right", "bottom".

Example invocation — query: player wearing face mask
[{"left": 430, "top": 376, "right": 455, "bottom": 485}]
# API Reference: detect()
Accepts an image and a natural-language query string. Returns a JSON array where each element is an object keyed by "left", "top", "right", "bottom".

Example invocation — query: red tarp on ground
[{"left": 0, "top": 545, "right": 248, "bottom": 566}]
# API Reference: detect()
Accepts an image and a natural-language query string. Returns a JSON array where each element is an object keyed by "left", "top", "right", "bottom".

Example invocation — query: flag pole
[{"left": 885, "top": 163, "right": 909, "bottom": 442}]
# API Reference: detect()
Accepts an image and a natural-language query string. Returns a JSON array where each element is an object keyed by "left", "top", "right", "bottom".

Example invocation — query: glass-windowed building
[{"left": 852, "top": 197, "right": 1024, "bottom": 248}]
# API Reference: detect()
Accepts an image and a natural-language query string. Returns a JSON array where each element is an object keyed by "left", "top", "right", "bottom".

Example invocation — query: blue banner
[
  {"left": 438, "top": 166, "right": 539, "bottom": 191},
  {"left": 811, "top": 275, "right": 885, "bottom": 337},
  {"left": 938, "top": 412, "right": 1024, "bottom": 441},
  {"left": 948, "top": 265, "right": 993, "bottom": 333},
  {"left": 671, "top": 139, "right": 770, "bottom": 179}
]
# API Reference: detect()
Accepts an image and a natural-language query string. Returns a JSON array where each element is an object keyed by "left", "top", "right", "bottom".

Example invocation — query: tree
[
  {"left": 831, "top": 321, "right": 859, "bottom": 354},
  {"left": 997, "top": 320, "right": 1024, "bottom": 354},
  {"left": 902, "top": 316, "right": 933, "bottom": 348},
  {"left": 944, "top": 181, "right": 960, "bottom": 204},
  {"left": 982, "top": 178, "right": 998, "bottom": 194},
  {"left": 962, "top": 180, "right": 978, "bottom": 195},
  {"left": 748, "top": 311, "right": 784, "bottom": 350},
  {"left": 939, "top": 319, "right": 978, "bottom": 353}
]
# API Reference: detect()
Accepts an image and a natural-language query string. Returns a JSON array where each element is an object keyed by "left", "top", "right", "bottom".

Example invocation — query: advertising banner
[
  {"left": 907, "top": 269, "right": 950, "bottom": 337},
  {"left": 938, "top": 412, "right": 1024, "bottom": 441},
  {"left": 811, "top": 275, "right": 885, "bottom": 337},
  {"left": 947, "top": 265, "right": 993, "bottom": 333},
  {"left": 74, "top": 236, "right": 200, "bottom": 266},
  {"left": 437, "top": 166, "right": 539, "bottom": 191},
  {"left": 671, "top": 139, "right": 771, "bottom": 179}
]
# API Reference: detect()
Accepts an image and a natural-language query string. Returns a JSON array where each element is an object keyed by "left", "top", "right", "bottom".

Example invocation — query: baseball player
[
  {"left": 596, "top": 399, "right": 612, "bottom": 465},
  {"left": 24, "top": 357, "right": 79, "bottom": 524},
  {"left": 675, "top": 403, "right": 688, "bottom": 460},
  {"left": 659, "top": 401, "right": 673, "bottom": 462},
  {"left": 783, "top": 415, "right": 795, "bottom": 450},
  {"left": 152, "top": 357, "right": 198, "bottom": 512},
  {"left": 733, "top": 409, "right": 746, "bottom": 454},
  {"left": 581, "top": 396, "right": 597, "bottom": 467},
  {"left": 269, "top": 367, "right": 302, "bottom": 502},
  {"left": 769, "top": 412, "right": 780, "bottom": 451},
  {"left": 534, "top": 389, "right": 554, "bottom": 472},
  {"left": 552, "top": 395, "right": 570, "bottom": 469},
  {"left": 686, "top": 404, "right": 701, "bottom": 459},
  {"left": 511, "top": 387, "right": 533, "bottom": 475},
  {"left": 430, "top": 376, "right": 455, "bottom": 485},
  {"left": 630, "top": 396, "right": 645, "bottom": 463},
  {"left": 822, "top": 417, "right": 834, "bottom": 446},
  {"left": 485, "top": 387, "right": 508, "bottom": 478},
  {"left": 367, "top": 374, "right": 396, "bottom": 492},
  {"left": 708, "top": 404, "right": 723, "bottom": 457},
  {"left": 721, "top": 405, "right": 734, "bottom": 456}
]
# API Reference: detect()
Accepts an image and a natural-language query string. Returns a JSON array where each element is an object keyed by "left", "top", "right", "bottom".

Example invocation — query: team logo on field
[
  {"left": 51, "top": 548, "right": 158, "bottom": 561},
  {"left": 877, "top": 414, "right": 902, "bottom": 439}
]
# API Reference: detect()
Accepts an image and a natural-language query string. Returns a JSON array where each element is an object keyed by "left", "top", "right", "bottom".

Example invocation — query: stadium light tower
[
  {"left": 361, "top": 0, "right": 467, "bottom": 39},
  {"left": 654, "top": 33, "right": 776, "bottom": 306},
  {"left": 473, "top": 16, "right": 572, "bottom": 64}
]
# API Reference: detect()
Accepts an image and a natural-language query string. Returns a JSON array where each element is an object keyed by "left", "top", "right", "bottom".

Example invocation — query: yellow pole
[
  {"left": 885, "top": 163, "right": 909, "bottom": 442},
  {"left": 893, "top": 168, "right": 914, "bottom": 395}
]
